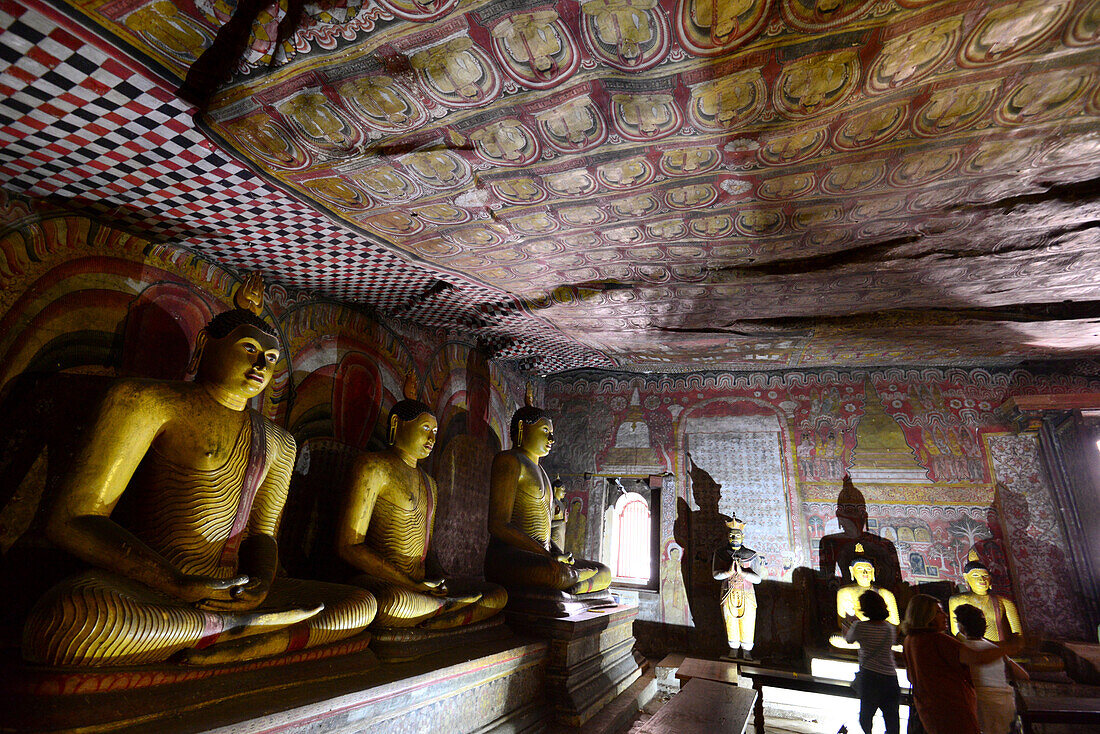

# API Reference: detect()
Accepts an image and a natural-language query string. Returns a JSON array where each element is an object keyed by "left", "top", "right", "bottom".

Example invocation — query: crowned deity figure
[
  {"left": 948, "top": 552, "right": 1022, "bottom": 642},
  {"left": 22, "top": 274, "right": 377, "bottom": 666},
  {"left": 830, "top": 544, "right": 900, "bottom": 649},
  {"left": 712, "top": 515, "right": 762, "bottom": 658},
  {"left": 337, "top": 375, "right": 507, "bottom": 629},
  {"left": 485, "top": 386, "right": 612, "bottom": 612}
]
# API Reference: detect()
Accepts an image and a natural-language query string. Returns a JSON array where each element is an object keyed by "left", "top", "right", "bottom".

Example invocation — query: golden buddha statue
[
  {"left": 712, "top": 516, "right": 762, "bottom": 658},
  {"left": 485, "top": 387, "right": 611, "bottom": 608},
  {"left": 337, "top": 376, "right": 507, "bottom": 629},
  {"left": 830, "top": 544, "right": 900, "bottom": 649},
  {"left": 948, "top": 552, "right": 1021, "bottom": 642},
  {"left": 22, "top": 274, "right": 377, "bottom": 667},
  {"left": 550, "top": 476, "right": 567, "bottom": 552}
]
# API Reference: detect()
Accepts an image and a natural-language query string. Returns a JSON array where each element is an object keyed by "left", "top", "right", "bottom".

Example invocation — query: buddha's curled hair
[
  {"left": 205, "top": 308, "right": 278, "bottom": 340},
  {"left": 510, "top": 406, "right": 551, "bottom": 445},
  {"left": 389, "top": 399, "right": 433, "bottom": 424}
]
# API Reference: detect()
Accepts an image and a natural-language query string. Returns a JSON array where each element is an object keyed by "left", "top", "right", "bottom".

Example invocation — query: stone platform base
[
  {"left": 370, "top": 615, "right": 512, "bottom": 662},
  {"left": 1, "top": 636, "right": 550, "bottom": 733},
  {"left": 507, "top": 604, "right": 641, "bottom": 727},
  {"left": 503, "top": 585, "right": 617, "bottom": 617}
]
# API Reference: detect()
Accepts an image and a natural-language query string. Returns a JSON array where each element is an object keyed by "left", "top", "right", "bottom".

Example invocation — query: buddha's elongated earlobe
[
  {"left": 516, "top": 420, "right": 524, "bottom": 446},
  {"left": 186, "top": 329, "right": 208, "bottom": 375},
  {"left": 388, "top": 414, "right": 399, "bottom": 446}
]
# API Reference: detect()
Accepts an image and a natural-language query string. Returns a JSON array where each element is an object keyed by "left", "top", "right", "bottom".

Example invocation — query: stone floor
[{"left": 626, "top": 657, "right": 914, "bottom": 734}]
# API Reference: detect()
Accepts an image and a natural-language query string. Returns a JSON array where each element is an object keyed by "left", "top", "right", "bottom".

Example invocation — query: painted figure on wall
[
  {"left": 712, "top": 515, "right": 762, "bottom": 658},
  {"left": 818, "top": 475, "right": 902, "bottom": 589},
  {"left": 22, "top": 274, "right": 377, "bottom": 667},
  {"left": 485, "top": 385, "right": 612, "bottom": 614},
  {"left": 948, "top": 551, "right": 1022, "bottom": 642},
  {"left": 337, "top": 375, "right": 507, "bottom": 629}
]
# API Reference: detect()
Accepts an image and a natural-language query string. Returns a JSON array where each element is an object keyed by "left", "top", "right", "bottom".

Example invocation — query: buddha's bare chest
[
  {"left": 378, "top": 477, "right": 428, "bottom": 514},
  {"left": 153, "top": 413, "right": 250, "bottom": 471},
  {"left": 515, "top": 466, "right": 551, "bottom": 514}
]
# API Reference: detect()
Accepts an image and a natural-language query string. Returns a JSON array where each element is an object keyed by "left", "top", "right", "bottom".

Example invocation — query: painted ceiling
[{"left": 2, "top": 0, "right": 1100, "bottom": 373}]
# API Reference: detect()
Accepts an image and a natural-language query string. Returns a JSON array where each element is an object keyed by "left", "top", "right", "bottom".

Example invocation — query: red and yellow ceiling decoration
[{"left": 33, "top": 0, "right": 1100, "bottom": 371}]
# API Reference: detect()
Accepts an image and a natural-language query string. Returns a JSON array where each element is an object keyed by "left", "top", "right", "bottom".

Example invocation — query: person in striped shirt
[{"left": 843, "top": 590, "right": 900, "bottom": 734}]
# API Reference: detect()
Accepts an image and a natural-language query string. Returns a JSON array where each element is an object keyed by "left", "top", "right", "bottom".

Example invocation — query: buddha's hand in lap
[
  {"left": 198, "top": 575, "right": 274, "bottom": 612},
  {"left": 420, "top": 578, "right": 449, "bottom": 597},
  {"left": 556, "top": 553, "right": 575, "bottom": 566},
  {"left": 172, "top": 572, "right": 251, "bottom": 607}
]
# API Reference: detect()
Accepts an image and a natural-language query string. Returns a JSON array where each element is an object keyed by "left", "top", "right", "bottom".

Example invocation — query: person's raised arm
[
  {"left": 336, "top": 455, "right": 427, "bottom": 590},
  {"left": 46, "top": 381, "right": 242, "bottom": 603},
  {"left": 959, "top": 635, "right": 1023, "bottom": 666},
  {"left": 488, "top": 452, "right": 552, "bottom": 556}
]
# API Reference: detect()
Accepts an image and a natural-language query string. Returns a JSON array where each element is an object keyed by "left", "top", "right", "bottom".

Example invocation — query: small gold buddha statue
[
  {"left": 21, "top": 274, "right": 377, "bottom": 667},
  {"left": 948, "top": 552, "right": 1021, "bottom": 642},
  {"left": 550, "top": 476, "right": 567, "bottom": 552},
  {"left": 830, "top": 544, "right": 900, "bottom": 649},
  {"left": 337, "top": 375, "right": 507, "bottom": 628},
  {"left": 485, "top": 386, "right": 611, "bottom": 604},
  {"left": 712, "top": 515, "right": 762, "bottom": 658}
]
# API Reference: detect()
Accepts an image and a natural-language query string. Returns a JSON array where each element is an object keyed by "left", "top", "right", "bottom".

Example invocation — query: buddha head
[
  {"left": 963, "top": 556, "right": 993, "bottom": 597},
  {"left": 850, "top": 544, "right": 876, "bottom": 588},
  {"left": 726, "top": 516, "right": 745, "bottom": 549},
  {"left": 388, "top": 373, "right": 437, "bottom": 462},
  {"left": 511, "top": 383, "right": 554, "bottom": 457},
  {"left": 188, "top": 272, "right": 280, "bottom": 401}
]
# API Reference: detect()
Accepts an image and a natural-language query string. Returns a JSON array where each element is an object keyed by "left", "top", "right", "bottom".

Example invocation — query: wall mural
[
  {"left": 545, "top": 368, "right": 1099, "bottom": 639},
  {"left": 38, "top": 0, "right": 1100, "bottom": 371},
  {"left": 0, "top": 198, "right": 526, "bottom": 619}
]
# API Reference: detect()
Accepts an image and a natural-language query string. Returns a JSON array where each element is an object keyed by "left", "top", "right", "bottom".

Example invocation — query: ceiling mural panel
[{"left": 5, "top": 0, "right": 1100, "bottom": 372}]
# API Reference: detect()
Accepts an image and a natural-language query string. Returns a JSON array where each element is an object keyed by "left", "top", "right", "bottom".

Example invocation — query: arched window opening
[{"left": 610, "top": 491, "right": 651, "bottom": 584}]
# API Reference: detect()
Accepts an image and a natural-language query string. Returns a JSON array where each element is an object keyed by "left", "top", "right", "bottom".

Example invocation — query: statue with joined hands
[
  {"left": 337, "top": 376, "right": 507, "bottom": 628},
  {"left": 22, "top": 274, "right": 377, "bottom": 667},
  {"left": 485, "top": 387, "right": 611, "bottom": 608}
]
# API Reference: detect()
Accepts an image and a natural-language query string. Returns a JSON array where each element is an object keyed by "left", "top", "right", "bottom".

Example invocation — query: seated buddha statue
[
  {"left": 21, "top": 274, "right": 377, "bottom": 667},
  {"left": 337, "top": 378, "right": 507, "bottom": 629},
  {"left": 485, "top": 387, "right": 611, "bottom": 609},
  {"left": 550, "top": 475, "right": 567, "bottom": 552},
  {"left": 830, "top": 544, "right": 900, "bottom": 649},
  {"left": 948, "top": 552, "right": 1021, "bottom": 642}
]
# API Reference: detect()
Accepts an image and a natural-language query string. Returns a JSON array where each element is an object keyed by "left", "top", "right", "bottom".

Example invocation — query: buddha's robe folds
[
  {"left": 485, "top": 453, "right": 610, "bottom": 595},
  {"left": 345, "top": 457, "right": 505, "bottom": 629},
  {"left": 23, "top": 412, "right": 376, "bottom": 666}
]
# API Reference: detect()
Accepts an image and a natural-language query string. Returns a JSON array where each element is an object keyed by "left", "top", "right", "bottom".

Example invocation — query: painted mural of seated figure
[
  {"left": 22, "top": 274, "right": 377, "bottom": 667},
  {"left": 485, "top": 386, "right": 611, "bottom": 609},
  {"left": 948, "top": 552, "right": 1022, "bottom": 642},
  {"left": 830, "top": 545, "right": 900, "bottom": 650},
  {"left": 337, "top": 377, "right": 507, "bottom": 629}
]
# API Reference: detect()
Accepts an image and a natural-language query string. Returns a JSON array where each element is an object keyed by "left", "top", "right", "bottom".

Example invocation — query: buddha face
[
  {"left": 851, "top": 560, "right": 875, "bottom": 588},
  {"left": 393, "top": 412, "right": 438, "bottom": 461},
  {"left": 198, "top": 324, "right": 280, "bottom": 399},
  {"left": 519, "top": 418, "right": 555, "bottom": 457},
  {"left": 965, "top": 568, "right": 992, "bottom": 596}
]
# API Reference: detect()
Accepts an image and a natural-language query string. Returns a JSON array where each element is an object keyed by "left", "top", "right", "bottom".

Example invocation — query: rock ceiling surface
[{"left": 2, "top": 0, "right": 1100, "bottom": 373}]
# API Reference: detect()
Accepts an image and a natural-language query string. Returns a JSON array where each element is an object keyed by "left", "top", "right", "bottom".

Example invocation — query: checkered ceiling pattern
[{"left": 0, "top": 0, "right": 608, "bottom": 374}]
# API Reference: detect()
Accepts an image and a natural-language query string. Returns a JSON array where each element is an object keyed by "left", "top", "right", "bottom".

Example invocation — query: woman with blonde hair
[{"left": 902, "top": 594, "right": 1021, "bottom": 734}]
